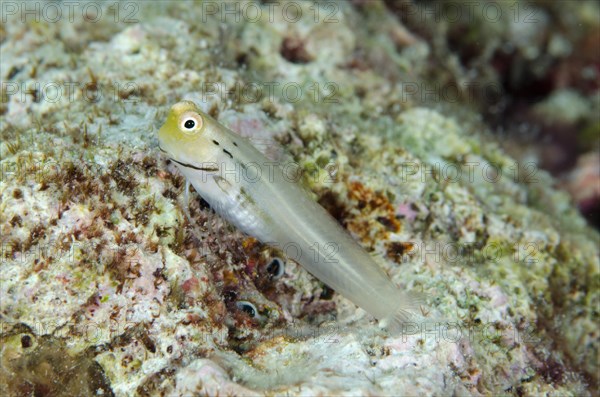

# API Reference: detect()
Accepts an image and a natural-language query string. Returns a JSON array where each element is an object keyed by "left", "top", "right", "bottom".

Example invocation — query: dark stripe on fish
[
  {"left": 160, "top": 147, "right": 219, "bottom": 172},
  {"left": 171, "top": 158, "right": 219, "bottom": 172}
]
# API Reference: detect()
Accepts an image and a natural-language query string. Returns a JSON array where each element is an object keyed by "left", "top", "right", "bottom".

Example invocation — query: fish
[{"left": 158, "top": 100, "right": 423, "bottom": 330}]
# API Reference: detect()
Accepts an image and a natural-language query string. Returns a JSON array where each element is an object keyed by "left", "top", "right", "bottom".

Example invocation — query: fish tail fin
[{"left": 380, "top": 290, "right": 427, "bottom": 333}]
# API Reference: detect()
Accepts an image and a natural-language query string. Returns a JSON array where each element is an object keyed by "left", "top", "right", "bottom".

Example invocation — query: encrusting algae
[{"left": 0, "top": 1, "right": 598, "bottom": 396}]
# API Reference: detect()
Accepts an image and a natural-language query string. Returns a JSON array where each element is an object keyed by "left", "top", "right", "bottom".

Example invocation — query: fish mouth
[
  {"left": 158, "top": 145, "right": 219, "bottom": 172},
  {"left": 170, "top": 158, "right": 219, "bottom": 172}
]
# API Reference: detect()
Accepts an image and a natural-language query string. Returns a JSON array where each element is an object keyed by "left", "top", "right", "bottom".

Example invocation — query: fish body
[{"left": 158, "top": 101, "right": 421, "bottom": 329}]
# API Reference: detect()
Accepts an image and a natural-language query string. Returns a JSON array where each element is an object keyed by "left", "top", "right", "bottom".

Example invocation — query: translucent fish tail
[{"left": 380, "top": 290, "right": 427, "bottom": 333}]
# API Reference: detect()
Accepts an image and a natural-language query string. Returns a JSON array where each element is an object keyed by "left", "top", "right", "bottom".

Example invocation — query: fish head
[{"left": 158, "top": 100, "right": 219, "bottom": 164}]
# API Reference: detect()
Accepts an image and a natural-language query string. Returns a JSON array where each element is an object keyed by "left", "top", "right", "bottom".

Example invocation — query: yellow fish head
[{"left": 158, "top": 101, "right": 217, "bottom": 165}]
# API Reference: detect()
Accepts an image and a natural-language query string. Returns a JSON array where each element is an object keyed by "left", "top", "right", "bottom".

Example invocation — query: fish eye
[
  {"left": 179, "top": 112, "right": 203, "bottom": 134},
  {"left": 184, "top": 119, "right": 195, "bottom": 129},
  {"left": 266, "top": 257, "right": 285, "bottom": 279},
  {"left": 236, "top": 301, "right": 258, "bottom": 318}
]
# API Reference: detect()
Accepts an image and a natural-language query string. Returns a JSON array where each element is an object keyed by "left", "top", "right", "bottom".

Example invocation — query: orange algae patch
[
  {"left": 385, "top": 241, "right": 416, "bottom": 264},
  {"left": 345, "top": 181, "right": 402, "bottom": 245}
]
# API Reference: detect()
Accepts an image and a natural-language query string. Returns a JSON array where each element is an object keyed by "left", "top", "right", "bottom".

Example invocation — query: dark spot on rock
[
  {"left": 111, "top": 159, "right": 138, "bottom": 196},
  {"left": 27, "top": 87, "right": 40, "bottom": 102},
  {"left": 152, "top": 267, "right": 163, "bottom": 279},
  {"left": 235, "top": 52, "right": 248, "bottom": 66},
  {"left": 377, "top": 216, "right": 398, "bottom": 231},
  {"left": 280, "top": 37, "right": 313, "bottom": 64},
  {"left": 9, "top": 215, "right": 22, "bottom": 227},
  {"left": 6, "top": 65, "right": 23, "bottom": 79},
  {"left": 223, "top": 288, "right": 238, "bottom": 303},
  {"left": 318, "top": 191, "right": 349, "bottom": 226},
  {"left": 140, "top": 333, "right": 156, "bottom": 354},
  {"left": 385, "top": 241, "right": 415, "bottom": 263},
  {"left": 141, "top": 156, "right": 157, "bottom": 176},
  {"left": 320, "top": 285, "right": 334, "bottom": 300},
  {"left": 198, "top": 197, "right": 211, "bottom": 210},
  {"left": 163, "top": 188, "right": 178, "bottom": 201},
  {"left": 12, "top": 188, "right": 23, "bottom": 199},
  {"left": 21, "top": 334, "right": 32, "bottom": 348},
  {"left": 539, "top": 356, "right": 565, "bottom": 385}
]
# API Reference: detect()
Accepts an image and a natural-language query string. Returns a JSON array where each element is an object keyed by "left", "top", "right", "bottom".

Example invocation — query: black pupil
[
  {"left": 267, "top": 259, "right": 281, "bottom": 275},
  {"left": 240, "top": 304, "right": 256, "bottom": 317},
  {"left": 184, "top": 119, "right": 195, "bottom": 129}
]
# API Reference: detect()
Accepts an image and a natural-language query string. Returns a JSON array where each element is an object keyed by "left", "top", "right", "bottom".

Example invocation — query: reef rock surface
[{"left": 1, "top": 1, "right": 598, "bottom": 396}]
